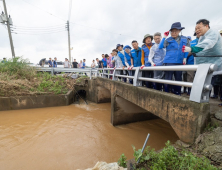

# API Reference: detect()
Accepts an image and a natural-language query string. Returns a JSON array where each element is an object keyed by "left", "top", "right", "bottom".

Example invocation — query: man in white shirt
[
  {"left": 91, "top": 60, "right": 96, "bottom": 68},
  {"left": 64, "top": 58, "right": 70, "bottom": 68},
  {"left": 149, "top": 32, "right": 166, "bottom": 90}
]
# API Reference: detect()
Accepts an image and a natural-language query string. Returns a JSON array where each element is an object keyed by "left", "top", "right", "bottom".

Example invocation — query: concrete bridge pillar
[{"left": 111, "top": 94, "right": 158, "bottom": 126}]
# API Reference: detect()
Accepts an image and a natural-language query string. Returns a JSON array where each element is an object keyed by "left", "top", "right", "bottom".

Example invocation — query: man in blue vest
[
  {"left": 131, "top": 40, "right": 142, "bottom": 83},
  {"left": 101, "top": 54, "right": 108, "bottom": 77},
  {"left": 1, "top": 58, "right": 7, "bottom": 63},
  {"left": 101, "top": 54, "right": 107, "bottom": 68},
  {"left": 159, "top": 22, "right": 190, "bottom": 95},
  {"left": 141, "top": 34, "right": 154, "bottom": 88},
  {"left": 123, "top": 45, "right": 133, "bottom": 84},
  {"left": 131, "top": 40, "right": 142, "bottom": 68},
  {"left": 116, "top": 44, "right": 127, "bottom": 82},
  {"left": 48, "top": 58, "right": 52, "bottom": 67},
  {"left": 53, "top": 57, "right": 57, "bottom": 67}
]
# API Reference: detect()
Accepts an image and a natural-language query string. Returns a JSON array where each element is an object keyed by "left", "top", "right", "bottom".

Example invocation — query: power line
[
  {"left": 12, "top": 30, "right": 66, "bottom": 34},
  {"left": 11, "top": 25, "right": 66, "bottom": 31},
  {"left": 11, "top": 24, "right": 65, "bottom": 29},
  {"left": 17, "top": 0, "right": 138, "bottom": 39},
  {"left": 11, "top": 28, "right": 66, "bottom": 33},
  {"left": 19, "top": 0, "right": 66, "bottom": 22},
  {"left": 12, "top": 30, "right": 66, "bottom": 35}
]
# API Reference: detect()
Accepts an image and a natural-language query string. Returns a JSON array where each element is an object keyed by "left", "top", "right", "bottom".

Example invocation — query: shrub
[
  {"left": 120, "top": 141, "right": 219, "bottom": 170},
  {"left": 118, "top": 154, "right": 127, "bottom": 168}
]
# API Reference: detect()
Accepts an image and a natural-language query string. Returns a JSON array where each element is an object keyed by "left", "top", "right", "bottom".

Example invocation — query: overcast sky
[{"left": 1, "top": 0, "right": 222, "bottom": 66}]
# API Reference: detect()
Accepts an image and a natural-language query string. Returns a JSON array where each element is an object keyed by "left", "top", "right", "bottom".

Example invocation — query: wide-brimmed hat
[
  {"left": 143, "top": 34, "right": 153, "bottom": 43},
  {"left": 169, "top": 22, "right": 185, "bottom": 31},
  {"left": 123, "top": 45, "right": 132, "bottom": 50},
  {"left": 116, "top": 44, "right": 123, "bottom": 49}
]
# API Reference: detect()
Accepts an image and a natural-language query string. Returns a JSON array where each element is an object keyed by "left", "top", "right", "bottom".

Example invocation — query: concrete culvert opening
[{"left": 74, "top": 90, "right": 87, "bottom": 104}]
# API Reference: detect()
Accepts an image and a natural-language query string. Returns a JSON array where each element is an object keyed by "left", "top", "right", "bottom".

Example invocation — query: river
[{"left": 0, "top": 103, "right": 178, "bottom": 170}]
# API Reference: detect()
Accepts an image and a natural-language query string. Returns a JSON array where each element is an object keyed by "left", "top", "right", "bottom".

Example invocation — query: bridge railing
[
  {"left": 35, "top": 67, "right": 98, "bottom": 79},
  {"left": 35, "top": 64, "right": 217, "bottom": 103},
  {"left": 97, "top": 64, "right": 217, "bottom": 103}
]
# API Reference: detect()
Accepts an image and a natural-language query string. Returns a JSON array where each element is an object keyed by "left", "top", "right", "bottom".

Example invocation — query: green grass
[
  {"left": 119, "top": 141, "right": 219, "bottom": 170},
  {"left": 0, "top": 57, "right": 76, "bottom": 96},
  {"left": 0, "top": 57, "right": 36, "bottom": 79}
]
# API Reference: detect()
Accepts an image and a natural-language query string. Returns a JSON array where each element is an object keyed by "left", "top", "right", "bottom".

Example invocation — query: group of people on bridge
[{"left": 96, "top": 19, "right": 222, "bottom": 104}]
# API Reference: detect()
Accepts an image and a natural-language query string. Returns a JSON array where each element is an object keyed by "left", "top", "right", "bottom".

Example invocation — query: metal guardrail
[
  {"left": 97, "top": 64, "right": 217, "bottom": 103},
  {"left": 35, "top": 67, "right": 97, "bottom": 80},
  {"left": 35, "top": 64, "right": 217, "bottom": 103}
]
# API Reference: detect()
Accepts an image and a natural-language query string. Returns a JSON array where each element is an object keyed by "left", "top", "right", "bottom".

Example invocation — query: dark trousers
[
  {"left": 120, "top": 70, "right": 127, "bottom": 82},
  {"left": 164, "top": 63, "right": 182, "bottom": 95},
  {"left": 128, "top": 70, "right": 133, "bottom": 84},
  {"left": 103, "top": 66, "right": 108, "bottom": 78},
  {"left": 143, "top": 71, "right": 153, "bottom": 88},
  {"left": 211, "top": 75, "right": 222, "bottom": 99},
  {"left": 153, "top": 83, "right": 163, "bottom": 91},
  {"left": 131, "top": 70, "right": 135, "bottom": 84}
]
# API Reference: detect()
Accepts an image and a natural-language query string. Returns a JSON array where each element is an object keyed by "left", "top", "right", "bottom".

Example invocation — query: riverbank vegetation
[
  {"left": 118, "top": 141, "right": 220, "bottom": 170},
  {"left": 0, "top": 57, "right": 86, "bottom": 97}
]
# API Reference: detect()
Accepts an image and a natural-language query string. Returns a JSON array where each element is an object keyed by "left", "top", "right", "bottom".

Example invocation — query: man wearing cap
[
  {"left": 124, "top": 45, "right": 133, "bottom": 84},
  {"left": 116, "top": 44, "right": 127, "bottom": 82},
  {"left": 149, "top": 32, "right": 166, "bottom": 91},
  {"left": 141, "top": 34, "right": 154, "bottom": 88},
  {"left": 159, "top": 22, "right": 190, "bottom": 95}
]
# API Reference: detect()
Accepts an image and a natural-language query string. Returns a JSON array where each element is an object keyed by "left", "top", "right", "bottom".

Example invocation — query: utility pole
[
  {"left": 66, "top": 21, "right": 71, "bottom": 61},
  {"left": 2, "top": 0, "right": 15, "bottom": 58}
]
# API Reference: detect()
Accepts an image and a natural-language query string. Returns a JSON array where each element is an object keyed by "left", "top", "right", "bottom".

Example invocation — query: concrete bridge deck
[{"left": 84, "top": 77, "right": 210, "bottom": 144}]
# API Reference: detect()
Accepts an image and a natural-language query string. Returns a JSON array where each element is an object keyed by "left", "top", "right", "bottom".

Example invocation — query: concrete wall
[
  {"left": 0, "top": 90, "right": 74, "bottom": 111},
  {"left": 111, "top": 95, "right": 158, "bottom": 125},
  {"left": 86, "top": 78, "right": 111, "bottom": 103},
  {"left": 95, "top": 77, "right": 210, "bottom": 144}
]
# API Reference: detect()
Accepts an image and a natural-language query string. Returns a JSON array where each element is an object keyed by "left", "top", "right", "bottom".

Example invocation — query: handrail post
[
  {"left": 190, "top": 64, "right": 216, "bottom": 103},
  {"left": 133, "top": 67, "right": 142, "bottom": 86},
  {"left": 95, "top": 69, "right": 98, "bottom": 77},
  {"left": 112, "top": 69, "right": 117, "bottom": 81},
  {"left": 89, "top": 69, "right": 92, "bottom": 80},
  {"left": 102, "top": 68, "right": 105, "bottom": 78},
  {"left": 51, "top": 68, "right": 54, "bottom": 76}
]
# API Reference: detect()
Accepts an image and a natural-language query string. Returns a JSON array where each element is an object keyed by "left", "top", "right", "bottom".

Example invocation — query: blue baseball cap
[
  {"left": 116, "top": 44, "right": 123, "bottom": 50},
  {"left": 187, "top": 36, "right": 192, "bottom": 40},
  {"left": 123, "top": 45, "right": 132, "bottom": 50}
]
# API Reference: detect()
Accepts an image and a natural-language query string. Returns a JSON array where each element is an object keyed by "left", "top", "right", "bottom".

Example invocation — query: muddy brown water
[{"left": 0, "top": 103, "right": 178, "bottom": 170}]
